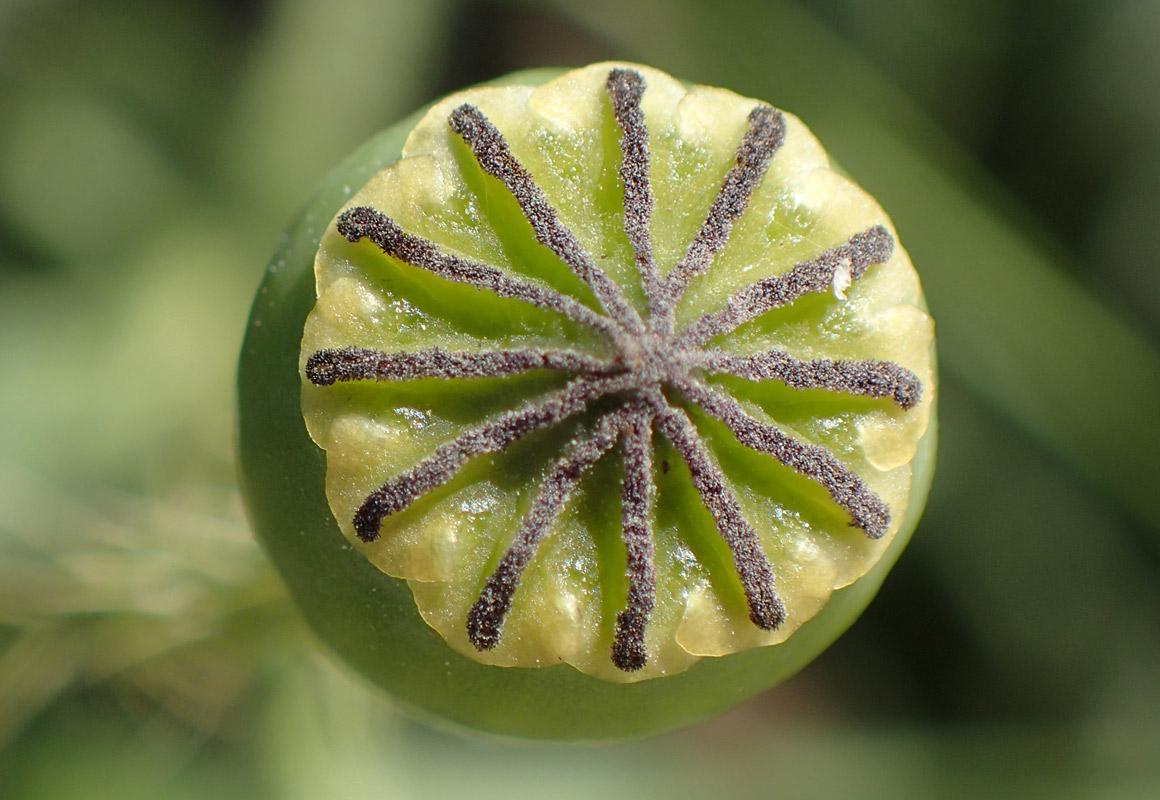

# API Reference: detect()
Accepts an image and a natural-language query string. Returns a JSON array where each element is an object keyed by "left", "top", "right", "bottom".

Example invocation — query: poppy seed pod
[{"left": 238, "top": 62, "right": 937, "bottom": 740}]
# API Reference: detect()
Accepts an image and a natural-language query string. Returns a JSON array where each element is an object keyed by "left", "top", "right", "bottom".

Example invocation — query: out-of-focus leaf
[
  {"left": 790, "top": 0, "right": 1014, "bottom": 150},
  {"left": 219, "top": 0, "right": 456, "bottom": 230},
  {"left": 0, "top": 0, "right": 245, "bottom": 204},
  {"left": 0, "top": 0, "right": 240, "bottom": 129},
  {"left": 0, "top": 85, "right": 187, "bottom": 265},
  {"left": 901, "top": 375, "right": 1155, "bottom": 713},
  {"left": 544, "top": 0, "right": 1160, "bottom": 537},
  {"left": 1080, "top": 3, "right": 1160, "bottom": 337},
  {"left": 0, "top": 200, "right": 263, "bottom": 482}
]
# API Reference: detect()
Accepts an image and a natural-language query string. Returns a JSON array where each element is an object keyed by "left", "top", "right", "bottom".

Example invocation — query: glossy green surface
[{"left": 237, "top": 73, "right": 937, "bottom": 741}]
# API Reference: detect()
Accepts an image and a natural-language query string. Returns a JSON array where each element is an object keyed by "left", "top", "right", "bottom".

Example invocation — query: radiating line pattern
[{"left": 305, "top": 68, "right": 921, "bottom": 672}]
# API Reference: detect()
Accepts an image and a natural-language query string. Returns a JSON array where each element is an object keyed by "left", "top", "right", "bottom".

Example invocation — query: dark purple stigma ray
[
  {"left": 306, "top": 346, "right": 619, "bottom": 386},
  {"left": 352, "top": 374, "right": 633, "bottom": 542},
  {"left": 448, "top": 104, "right": 646, "bottom": 336},
  {"left": 691, "top": 349, "right": 922, "bottom": 410},
  {"left": 606, "top": 68, "right": 663, "bottom": 317},
  {"left": 678, "top": 225, "right": 895, "bottom": 349},
  {"left": 467, "top": 405, "right": 636, "bottom": 651},
  {"left": 654, "top": 105, "right": 786, "bottom": 338},
  {"left": 335, "top": 205, "right": 630, "bottom": 350},
  {"left": 611, "top": 403, "right": 657, "bottom": 671},
  {"left": 676, "top": 378, "right": 891, "bottom": 538},
  {"left": 644, "top": 389, "right": 786, "bottom": 631}
]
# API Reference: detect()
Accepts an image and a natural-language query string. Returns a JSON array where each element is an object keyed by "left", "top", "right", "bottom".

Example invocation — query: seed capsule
[
  {"left": 299, "top": 63, "right": 934, "bottom": 681},
  {"left": 240, "top": 62, "right": 936, "bottom": 738}
]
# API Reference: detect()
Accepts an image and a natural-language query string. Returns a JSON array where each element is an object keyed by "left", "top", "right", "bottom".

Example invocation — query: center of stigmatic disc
[{"left": 620, "top": 329, "right": 687, "bottom": 390}]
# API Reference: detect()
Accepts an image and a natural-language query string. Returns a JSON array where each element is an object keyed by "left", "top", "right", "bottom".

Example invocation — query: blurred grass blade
[
  {"left": 0, "top": 463, "right": 289, "bottom": 749},
  {"left": 542, "top": 0, "right": 1160, "bottom": 534},
  {"left": 219, "top": 0, "right": 454, "bottom": 228}
]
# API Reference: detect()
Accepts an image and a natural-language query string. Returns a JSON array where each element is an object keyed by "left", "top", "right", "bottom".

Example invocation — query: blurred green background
[{"left": 2, "top": 0, "right": 1159, "bottom": 796}]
